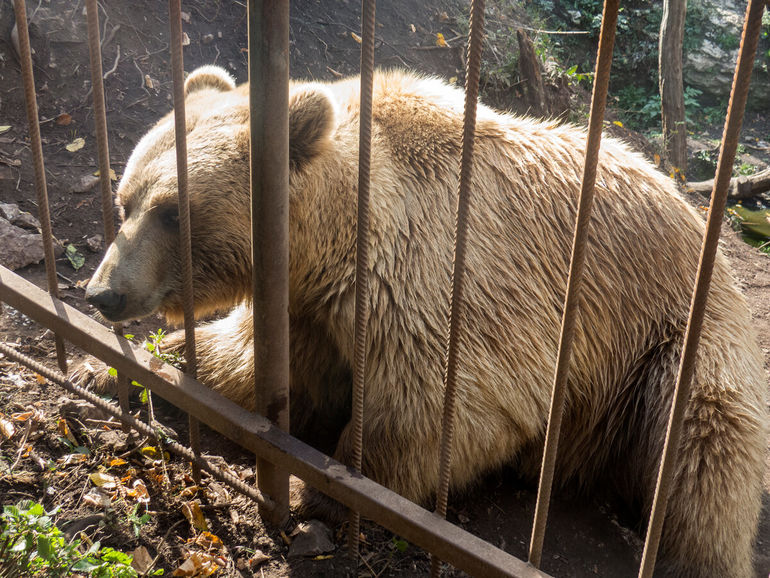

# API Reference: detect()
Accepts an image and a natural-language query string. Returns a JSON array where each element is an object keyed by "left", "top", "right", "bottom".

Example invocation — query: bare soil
[{"left": 0, "top": 1, "right": 768, "bottom": 577}]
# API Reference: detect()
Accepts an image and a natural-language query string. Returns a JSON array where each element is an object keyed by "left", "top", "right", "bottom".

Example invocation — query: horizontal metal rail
[{"left": 0, "top": 265, "right": 548, "bottom": 578}]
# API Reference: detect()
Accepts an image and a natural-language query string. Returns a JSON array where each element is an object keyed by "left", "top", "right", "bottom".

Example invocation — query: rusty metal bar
[
  {"left": 348, "top": 0, "right": 376, "bottom": 559},
  {"left": 12, "top": 0, "right": 67, "bottom": 374},
  {"left": 638, "top": 0, "right": 766, "bottom": 575},
  {"left": 528, "top": 0, "right": 619, "bottom": 567},
  {"left": 85, "top": 0, "right": 116, "bottom": 247},
  {"left": 0, "top": 341, "right": 274, "bottom": 511},
  {"left": 430, "top": 1, "right": 486, "bottom": 576},
  {"left": 84, "top": 0, "right": 130, "bottom": 431},
  {"left": 169, "top": 0, "right": 201, "bottom": 484},
  {"left": 247, "top": 0, "right": 291, "bottom": 527},
  {"left": 0, "top": 266, "right": 548, "bottom": 578}
]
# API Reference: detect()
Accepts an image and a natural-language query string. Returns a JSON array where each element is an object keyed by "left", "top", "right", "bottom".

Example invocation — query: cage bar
[
  {"left": 168, "top": 0, "right": 202, "bottom": 483},
  {"left": 348, "top": 0, "right": 376, "bottom": 559},
  {"left": 528, "top": 0, "right": 619, "bottom": 567},
  {"left": 84, "top": 0, "right": 131, "bottom": 430},
  {"left": 247, "top": 0, "right": 291, "bottom": 527},
  {"left": 430, "top": 0, "right": 486, "bottom": 576},
  {"left": 12, "top": 0, "right": 67, "bottom": 373}
]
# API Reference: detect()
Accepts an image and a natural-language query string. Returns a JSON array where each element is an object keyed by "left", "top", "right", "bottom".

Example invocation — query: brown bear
[{"left": 80, "top": 65, "right": 767, "bottom": 577}]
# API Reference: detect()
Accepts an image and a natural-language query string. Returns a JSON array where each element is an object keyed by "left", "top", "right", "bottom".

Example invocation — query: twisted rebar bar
[
  {"left": 430, "top": 1, "right": 486, "bottom": 575},
  {"left": 348, "top": 0, "right": 376, "bottom": 560},
  {"left": 12, "top": 0, "right": 67, "bottom": 374},
  {"left": 528, "top": 0, "right": 619, "bottom": 567}
]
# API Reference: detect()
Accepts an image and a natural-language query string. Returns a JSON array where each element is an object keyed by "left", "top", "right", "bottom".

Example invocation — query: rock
[
  {"left": 86, "top": 234, "right": 103, "bottom": 252},
  {"left": 684, "top": 0, "right": 770, "bottom": 101},
  {"left": 0, "top": 217, "right": 44, "bottom": 270},
  {"left": 73, "top": 174, "right": 100, "bottom": 193},
  {"left": 0, "top": 203, "right": 41, "bottom": 230},
  {"left": 288, "top": 519, "right": 335, "bottom": 558},
  {"left": 59, "top": 397, "right": 109, "bottom": 422}
]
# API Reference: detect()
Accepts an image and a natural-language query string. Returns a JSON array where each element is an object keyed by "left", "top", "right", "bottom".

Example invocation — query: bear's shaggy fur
[{"left": 84, "top": 67, "right": 767, "bottom": 577}]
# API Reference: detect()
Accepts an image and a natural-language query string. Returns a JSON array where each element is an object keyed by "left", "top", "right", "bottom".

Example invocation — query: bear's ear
[
  {"left": 289, "top": 85, "right": 336, "bottom": 170},
  {"left": 185, "top": 66, "right": 236, "bottom": 97}
]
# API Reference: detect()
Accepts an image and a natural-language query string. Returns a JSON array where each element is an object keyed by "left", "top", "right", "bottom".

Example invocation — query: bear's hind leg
[{"left": 641, "top": 336, "right": 765, "bottom": 578}]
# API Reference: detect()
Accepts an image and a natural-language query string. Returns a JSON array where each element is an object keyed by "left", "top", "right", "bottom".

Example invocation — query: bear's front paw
[
  {"left": 289, "top": 476, "right": 348, "bottom": 524},
  {"left": 71, "top": 357, "right": 119, "bottom": 395}
]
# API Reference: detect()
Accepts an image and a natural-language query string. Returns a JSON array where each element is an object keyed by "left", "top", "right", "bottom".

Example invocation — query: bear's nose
[{"left": 85, "top": 286, "right": 126, "bottom": 319}]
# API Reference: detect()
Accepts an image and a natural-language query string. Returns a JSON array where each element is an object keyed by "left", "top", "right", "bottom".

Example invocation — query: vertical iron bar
[
  {"left": 430, "top": 1, "right": 485, "bottom": 576},
  {"left": 348, "top": 0, "right": 376, "bottom": 560},
  {"left": 528, "top": 0, "right": 619, "bottom": 567},
  {"left": 638, "top": 0, "right": 765, "bottom": 575},
  {"left": 13, "top": 0, "right": 67, "bottom": 373},
  {"left": 85, "top": 0, "right": 130, "bottom": 430},
  {"left": 248, "top": 0, "right": 291, "bottom": 527},
  {"left": 169, "top": 0, "right": 201, "bottom": 483}
]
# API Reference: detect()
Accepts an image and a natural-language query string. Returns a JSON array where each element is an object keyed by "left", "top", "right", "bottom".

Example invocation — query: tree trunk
[
  {"left": 517, "top": 29, "right": 546, "bottom": 117},
  {"left": 659, "top": 0, "right": 688, "bottom": 173},
  {"left": 687, "top": 167, "right": 770, "bottom": 199}
]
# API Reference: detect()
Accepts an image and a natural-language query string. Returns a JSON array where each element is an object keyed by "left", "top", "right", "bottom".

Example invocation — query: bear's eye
[{"left": 160, "top": 207, "right": 179, "bottom": 230}]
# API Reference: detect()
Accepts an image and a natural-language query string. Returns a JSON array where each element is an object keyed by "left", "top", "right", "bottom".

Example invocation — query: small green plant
[
  {"left": 0, "top": 500, "right": 154, "bottom": 577},
  {"left": 109, "top": 329, "right": 184, "bottom": 403},
  {"left": 735, "top": 162, "right": 756, "bottom": 176},
  {"left": 126, "top": 504, "right": 151, "bottom": 538},
  {"left": 564, "top": 64, "right": 594, "bottom": 87}
]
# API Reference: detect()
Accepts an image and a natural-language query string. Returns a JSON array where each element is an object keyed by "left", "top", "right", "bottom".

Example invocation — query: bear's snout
[{"left": 85, "top": 285, "right": 127, "bottom": 320}]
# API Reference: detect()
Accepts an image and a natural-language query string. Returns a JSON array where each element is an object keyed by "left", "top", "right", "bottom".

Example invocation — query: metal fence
[{"left": 2, "top": 0, "right": 767, "bottom": 576}]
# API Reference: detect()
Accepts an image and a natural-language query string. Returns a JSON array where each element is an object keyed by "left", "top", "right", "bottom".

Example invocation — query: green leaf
[
  {"left": 37, "top": 535, "right": 53, "bottom": 561},
  {"left": 64, "top": 244, "right": 85, "bottom": 270},
  {"left": 72, "top": 558, "right": 102, "bottom": 572},
  {"left": 108, "top": 367, "right": 118, "bottom": 377}
]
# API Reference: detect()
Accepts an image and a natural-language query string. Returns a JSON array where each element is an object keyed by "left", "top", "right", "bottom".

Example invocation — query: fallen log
[{"left": 686, "top": 167, "right": 770, "bottom": 200}]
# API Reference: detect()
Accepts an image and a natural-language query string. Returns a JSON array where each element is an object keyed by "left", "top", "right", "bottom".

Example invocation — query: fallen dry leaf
[
  {"left": 83, "top": 488, "right": 112, "bottom": 508},
  {"left": 181, "top": 500, "right": 208, "bottom": 532},
  {"left": 127, "top": 479, "right": 150, "bottom": 504},
  {"left": 436, "top": 33, "right": 448, "bottom": 47},
  {"left": 0, "top": 417, "right": 15, "bottom": 439},
  {"left": 191, "top": 531, "right": 224, "bottom": 553},
  {"left": 89, "top": 472, "right": 118, "bottom": 489},
  {"left": 0, "top": 126, "right": 10, "bottom": 135},
  {"left": 65, "top": 137, "right": 85, "bottom": 152},
  {"left": 172, "top": 552, "right": 222, "bottom": 577},
  {"left": 57, "top": 418, "right": 78, "bottom": 445},
  {"left": 55, "top": 113, "right": 72, "bottom": 126},
  {"left": 350, "top": 32, "right": 362, "bottom": 43},
  {"left": 11, "top": 411, "right": 34, "bottom": 422},
  {"left": 131, "top": 546, "right": 154, "bottom": 574}
]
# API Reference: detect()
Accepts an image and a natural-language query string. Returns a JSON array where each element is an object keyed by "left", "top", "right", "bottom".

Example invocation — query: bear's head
[{"left": 85, "top": 66, "right": 337, "bottom": 324}]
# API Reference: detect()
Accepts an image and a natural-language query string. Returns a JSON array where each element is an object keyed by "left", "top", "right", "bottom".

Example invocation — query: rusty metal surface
[
  {"left": 85, "top": 0, "right": 116, "bottom": 247},
  {"left": 0, "top": 265, "right": 548, "bottom": 578},
  {"left": 431, "top": 0, "right": 486, "bottom": 576},
  {"left": 637, "top": 0, "right": 766, "bottom": 575},
  {"left": 528, "top": 0, "right": 619, "bottom": 567},
  {"left": 348, "top": 0, "right": 377, "bottom": 559},
  {"left": 12, "top": 0, "right": 67, "bottom": 374},
  {"left": 247, "top": 0, "right": 291, "bottom": 526},
  {"left": 84, "top": 0, "right": 130, "bottom": 430},
  {"left": 168, "top": 0, "right": 201, "bottom": 484}
]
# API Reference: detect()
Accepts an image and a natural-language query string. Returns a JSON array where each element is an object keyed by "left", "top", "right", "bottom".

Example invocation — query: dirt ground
[{"left": 0, "top": 1, "right": 768, "bottom": 577}]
